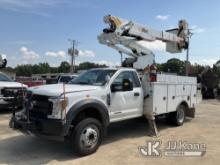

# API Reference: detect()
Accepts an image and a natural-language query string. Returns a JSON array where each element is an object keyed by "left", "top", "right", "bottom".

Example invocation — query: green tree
[
  {"left": 156, "top": 63, "right": 166, "bottom": 72},
  {"left": 78, "top": 62, "right": 106, "bottom": 70},
  {"left": 163, "top": 58, "right": 186, "bottom": 75},
  {"left": 32, "top": 64, "right": 40, "bottom": 74},
  {"left": 58, "top": 61, "right": 70, "bottom": 73},
  {"left": 15, "top": 64, "right": 33, "bottom": 76},
  {"left": 189, "top": 63, "right": 205, "bottom": 76},
  {"left": 38, "top": 63, "right": 51, "bottom": 73}
]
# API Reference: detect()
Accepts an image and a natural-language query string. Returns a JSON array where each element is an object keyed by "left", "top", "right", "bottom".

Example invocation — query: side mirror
[
  {"left": 105, "top": 75, "right": 111, "bottom": 84},
  {"left": 122, "top": 79, "right": 133, "bottom": 91}
]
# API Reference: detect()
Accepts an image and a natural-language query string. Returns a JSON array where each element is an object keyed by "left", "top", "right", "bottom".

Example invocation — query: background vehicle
[
  {"left": 198, "top": 67, "right": 220, "bottom": 99},
  {"left": 16, "top": 77, "right": 46, "bottom": 87},
  {"left": 0, "top": 72, "right": 27, "bottom": 109}
]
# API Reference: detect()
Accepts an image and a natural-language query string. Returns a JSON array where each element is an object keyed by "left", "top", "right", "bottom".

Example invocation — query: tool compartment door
[
  {"left": 152, "top": 84, "right": 167, "bottom": 115},
  {"left": 167, "top": 84, "right": 176, "bottom": 112},
  {"left": 190, "top": 84, "right": 197, "bottom": 107}
]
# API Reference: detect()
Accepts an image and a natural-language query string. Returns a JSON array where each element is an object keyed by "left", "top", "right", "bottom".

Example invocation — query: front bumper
[
  {"left": 9, "top": 112, "right": 69, "bottom": 137},
  {"left": 0, "top": 100, "right": 22, "bottom": 109},
  {"left": 0, "top": 100, "right": 12, "bottom": 109}
]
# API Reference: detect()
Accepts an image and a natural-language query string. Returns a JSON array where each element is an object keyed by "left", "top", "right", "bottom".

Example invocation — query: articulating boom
[{"left": 98, "top": 15, "right": 189, "bottom": 69}]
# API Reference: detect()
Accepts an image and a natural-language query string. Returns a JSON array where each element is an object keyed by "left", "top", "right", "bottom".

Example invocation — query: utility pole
[{"left": 68, "top": 39, "right": 79, "bottom": 73}]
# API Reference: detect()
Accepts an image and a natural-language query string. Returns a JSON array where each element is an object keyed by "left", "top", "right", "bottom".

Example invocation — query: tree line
[
  {"left": 156, "top": 58, "right": 220, "bottom": 77},
  {"left": 3, "top": 61, "right": 107, "bottom": 76},
  {"left": 2, "top": 58, "right": 220, "bottom": 77}
]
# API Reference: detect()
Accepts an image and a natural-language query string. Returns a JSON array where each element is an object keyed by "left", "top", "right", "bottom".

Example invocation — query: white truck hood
[
  {"left": 28, "top": 84, "right": 99, "bottom": 96},
  {"left": 0, "top": 81, "right": 27, "bottom": 88}
]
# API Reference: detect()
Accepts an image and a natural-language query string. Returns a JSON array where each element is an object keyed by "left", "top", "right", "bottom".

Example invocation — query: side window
[
  {"left": 132, "top": 72, "right": 141, "bottom": 87},
  {"left": 112, "top": 71, "right": 139, "bottom": 91}
]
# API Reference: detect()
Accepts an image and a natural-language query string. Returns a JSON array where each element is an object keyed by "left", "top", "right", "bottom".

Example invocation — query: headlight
[{"left": 49, "top": 96, "right": 68, "bottom": 118}]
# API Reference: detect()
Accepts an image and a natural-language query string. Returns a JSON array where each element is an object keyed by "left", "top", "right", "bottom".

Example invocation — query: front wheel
[{"left": 70, "top": 118, "right": 103, "bottom": 156}]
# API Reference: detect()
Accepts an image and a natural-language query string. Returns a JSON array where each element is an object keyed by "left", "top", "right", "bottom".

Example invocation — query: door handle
[{"left": 134, "top": 92, "right": 140, "bottom": 96}]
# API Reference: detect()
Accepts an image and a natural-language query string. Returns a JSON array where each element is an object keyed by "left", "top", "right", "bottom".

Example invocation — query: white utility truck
[
  {"left": 10, "top": 15, "right": 197, "bottom": 156},
  {"left": 0, "top": 72, "right": 27, "bottom": 109},
  {"left": 0, "top": 52, "right": 27, "bottom": 109}
]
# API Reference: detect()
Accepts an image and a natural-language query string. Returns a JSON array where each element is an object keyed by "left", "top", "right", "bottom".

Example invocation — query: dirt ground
[{"left": 0, "top": 100, "right": 220, "bottom": 165}]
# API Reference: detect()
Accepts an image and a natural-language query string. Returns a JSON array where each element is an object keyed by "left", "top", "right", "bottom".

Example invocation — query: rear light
[{"left": 150, "top": 73, "right": 157, "bottom": 82}]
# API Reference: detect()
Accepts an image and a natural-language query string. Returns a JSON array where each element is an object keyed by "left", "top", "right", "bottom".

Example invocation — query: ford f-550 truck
[{"left": 10, "top": 68, "right": 196, "bottom": 155}]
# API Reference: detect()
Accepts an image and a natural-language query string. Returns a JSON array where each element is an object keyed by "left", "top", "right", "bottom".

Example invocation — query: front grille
[
  {"left": 1, "top": 87, "right": 26, "bottom": 104},
  {"left": 1, "top": 87, "right": 26, "bottom": 98},
  {"left": 29, "top": 94, "right": 53, "bottom": 119}
]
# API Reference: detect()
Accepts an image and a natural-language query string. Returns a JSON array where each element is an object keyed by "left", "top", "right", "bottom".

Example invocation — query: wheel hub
[{"left": 80, "top": 127, "right": 98, "bottom": 148}]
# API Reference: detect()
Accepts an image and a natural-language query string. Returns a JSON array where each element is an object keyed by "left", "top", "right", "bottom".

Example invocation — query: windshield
[
  {"left": 59, "top": 76, "right": 74, "bottom": 83},
  {"left": 69, "top": 69, "right": 116, "bottom": 86},
  {"left": 0, "top": 73, "right": 13, "bottom": 82}
]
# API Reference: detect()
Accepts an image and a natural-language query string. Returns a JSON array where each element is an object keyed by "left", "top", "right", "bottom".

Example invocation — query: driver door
[{"left": 109, "top": 71, "right": 143, "bottom": 122}]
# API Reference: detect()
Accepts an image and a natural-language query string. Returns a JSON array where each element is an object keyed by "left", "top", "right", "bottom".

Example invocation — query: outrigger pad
[{"left": 147, "top": 119, "right": 160, "bottom": 137}]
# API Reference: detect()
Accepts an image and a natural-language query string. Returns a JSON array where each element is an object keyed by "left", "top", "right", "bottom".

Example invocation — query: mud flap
[{"left": 186, "top": 108, "right": 195, "bottom": 118}]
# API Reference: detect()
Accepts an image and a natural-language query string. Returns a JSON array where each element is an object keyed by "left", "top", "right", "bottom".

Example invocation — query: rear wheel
[
  {"left": 167, "top": 105, "right": 186, "bottom": 126},
  {"left": 70, "top": 118, "right": 103, "bottom": 156}
]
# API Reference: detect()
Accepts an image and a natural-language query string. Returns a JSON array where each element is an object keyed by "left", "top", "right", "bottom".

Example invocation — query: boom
[{"left": 98, "top": 15, "right": 189, "bottom": 69}]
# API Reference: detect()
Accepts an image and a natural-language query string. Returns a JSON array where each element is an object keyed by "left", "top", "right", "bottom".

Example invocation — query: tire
[
  {"left": 173, "top": 105, "right": 186, "bottom": 126},
  {"left": 70, "top": 118, "right": 103, "bottom": 156},
  {"left": 167, "top": 105, "right": 186, "bottom": 126}
]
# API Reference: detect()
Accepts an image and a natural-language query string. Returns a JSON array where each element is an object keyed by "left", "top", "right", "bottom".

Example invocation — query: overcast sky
[{"left": 0, "top": 0, "right": 219, "bottom": 67}]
